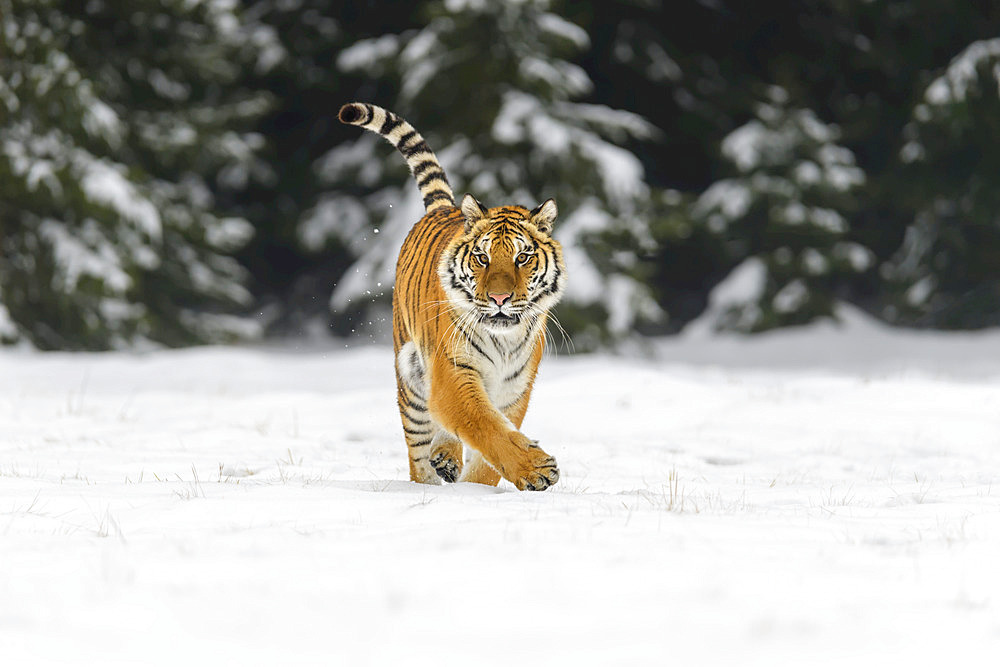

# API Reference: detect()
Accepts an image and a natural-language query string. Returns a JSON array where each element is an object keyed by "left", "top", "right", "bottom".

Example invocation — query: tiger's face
[{"left": 440, "top": 194, "right": 566, "bottom": 334}]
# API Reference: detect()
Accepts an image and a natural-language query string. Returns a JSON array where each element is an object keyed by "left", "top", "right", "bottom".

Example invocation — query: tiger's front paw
[
  {"left": 515, "top": 456, "right": 559, "bottom": 491},
  {"left": 504, "top": 438, "right": 559, "bottom": 491}
]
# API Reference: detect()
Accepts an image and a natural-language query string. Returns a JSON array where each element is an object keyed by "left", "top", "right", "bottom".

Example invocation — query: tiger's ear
[
  {"left": 528, "top": 199, "right": 558, "bottom": 235},
  {"left": 461, "top": 193, "right": 488, "bottom": 231}
]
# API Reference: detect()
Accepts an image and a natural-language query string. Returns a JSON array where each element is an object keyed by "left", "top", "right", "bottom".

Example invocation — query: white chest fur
[
  {"left": 478, "top": 339, "right": 533, "bottom": 410},
  {"left": 396, "top": 322, "right": 537, "bottom": 416}
]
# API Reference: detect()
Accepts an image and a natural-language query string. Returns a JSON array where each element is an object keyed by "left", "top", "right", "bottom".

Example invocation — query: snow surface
[{"left": 3, "top": 318, "right": 1000, "bottom": 664}]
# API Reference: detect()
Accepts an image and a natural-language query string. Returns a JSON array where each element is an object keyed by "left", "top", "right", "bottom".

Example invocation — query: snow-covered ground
[{"left": 3, "top": 314, "right": 1000, "bottom": 665}]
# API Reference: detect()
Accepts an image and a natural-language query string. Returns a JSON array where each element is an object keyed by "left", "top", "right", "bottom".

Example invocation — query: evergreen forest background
[{"left": 3, "top": 0, "right": 1000, "bottom": 351}]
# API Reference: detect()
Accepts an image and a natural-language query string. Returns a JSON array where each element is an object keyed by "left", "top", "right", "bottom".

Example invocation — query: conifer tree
[
  {"left": 689, "top": 87, "right": 871, "bottom": 332},
  {"left": 0, "top": 0, "right": 278, "bottom": 349},
  {"left": 881, "top": 39, "right": 1000, "bottom": 328}
]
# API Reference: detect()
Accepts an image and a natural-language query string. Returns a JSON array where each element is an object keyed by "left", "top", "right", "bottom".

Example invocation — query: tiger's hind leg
[
  {"left": 406, "top": 437, "right": 440, "bottom": 484},
  {"left": 398, "top": 395, "right": 439, "bottom": 484},
  {"left": 429, "top": 431, "right": 464, "bottom": 483},
  {"left": 458, "top": 450, "right": 501, "bottom": 486},
  {"left": 397, "top": 341, "right": 441, "bottom": 484}
]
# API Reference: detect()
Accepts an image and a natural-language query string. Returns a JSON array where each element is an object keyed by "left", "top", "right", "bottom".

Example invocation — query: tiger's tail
[{"left": 338, "top": 102, "right": 456, "bottom": 214}]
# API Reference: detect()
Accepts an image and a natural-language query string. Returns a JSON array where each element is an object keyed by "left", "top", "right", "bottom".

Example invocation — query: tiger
[{"left": 338, "top": 102, "right": 566, "bottom": 491}]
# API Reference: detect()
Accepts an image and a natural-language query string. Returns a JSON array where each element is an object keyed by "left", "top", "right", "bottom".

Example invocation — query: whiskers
[
  {"left": 440, "top": 304, "right": 481, "bottom": 365},
  {"left": 524, "top": 302, "right": 575, "bottom": 355},
  {"left": 422, "top": 298, "right": 463, "bottom": 325}
]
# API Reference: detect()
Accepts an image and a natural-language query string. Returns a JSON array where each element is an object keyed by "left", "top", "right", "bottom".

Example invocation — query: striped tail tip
[
  {"left": 338, "top": 102, "right": 456, "bottom": 214},
  {"left": 338, "top": 103, "right": 369, "bottom": 126}
]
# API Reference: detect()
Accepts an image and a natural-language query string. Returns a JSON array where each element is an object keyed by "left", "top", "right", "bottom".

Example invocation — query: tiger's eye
[{"left": 474, "top": 251, "right": 488, "bottom": 266}]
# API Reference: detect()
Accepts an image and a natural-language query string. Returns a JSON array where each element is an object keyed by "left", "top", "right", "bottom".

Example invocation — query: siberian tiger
[{"left": 338, "top": 102, "right": 566, "bottom": 491}]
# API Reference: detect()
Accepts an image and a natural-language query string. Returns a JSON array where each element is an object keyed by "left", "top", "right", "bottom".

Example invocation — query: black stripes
[
  {"left": 402, "top": 139, "right": 430, "bottom": 159},
  {"left": 397, "top": 129, "right": 418, "bottom": 149},
  {"left": 423, "top": 189, "right": 455, "bottom": 209},
  {"left": 508, "top": 325, "right": 534, "bottom": 358},
  {"left": 412, "top": 160, "right": 438, "bottom": 178},
  {"left": 454, "top": 324, "right": 494, "bottom": 365},
  {"left": 398, "top": 390, "right": 426, "bottom": 413},
  {"left": 444, "top": 355, "right": 479, "bottom": 374},
  {"left": 403, "top": 411, "right": 430, "bottom": 425},
  {"left": 539, "top": 262, "right": 564, "bottom": 298},
  {"left": 379, "top": 111, "right": 402, "bottom": 135},
  {"left": 504, "top": 359, "right": 529, "bottom": 383},
  {"left": 416, "top": 168, "right": 446, "bottom": 189}
]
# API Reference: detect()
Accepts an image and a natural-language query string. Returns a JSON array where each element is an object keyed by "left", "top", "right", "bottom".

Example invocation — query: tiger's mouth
[{"left": 483, "top": 312, "right": 520, "bottom": 328}]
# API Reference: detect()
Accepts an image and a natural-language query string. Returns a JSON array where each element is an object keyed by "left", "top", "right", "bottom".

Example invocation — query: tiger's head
[{"left": 439, "top": 193, "right": 567, "bottom": 334}]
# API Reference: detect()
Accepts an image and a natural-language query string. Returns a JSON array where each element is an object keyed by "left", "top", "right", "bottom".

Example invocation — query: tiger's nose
[{"left": 488, "top": 292, "right": 512, "bottom": 306}]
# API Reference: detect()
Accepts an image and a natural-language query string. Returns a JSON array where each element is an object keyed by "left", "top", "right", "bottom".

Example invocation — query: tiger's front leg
[
  {"left": 427, "top": 356, "right": 559, "bottom": 491},
  {"left": 460, "top": 379, "right": 535, "bottom": 486}
]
